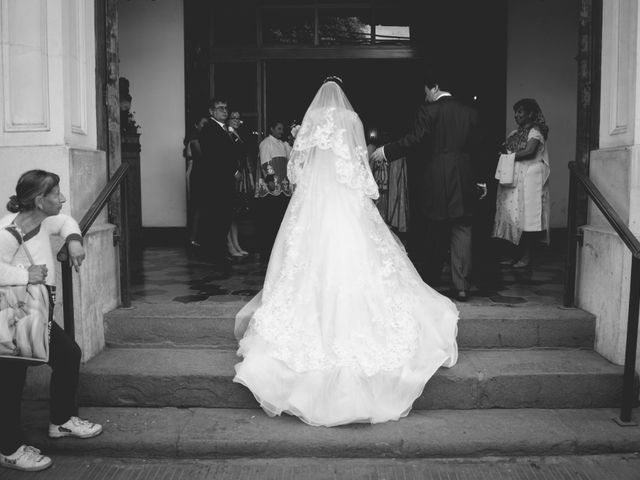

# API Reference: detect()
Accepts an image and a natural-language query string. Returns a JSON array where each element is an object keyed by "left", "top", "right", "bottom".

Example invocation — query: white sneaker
[
  {"left": 49, "top": 416, "right": 103, "bottom": 439},
  {"left": 0, "top": 445, "right": 52, "bottom": 472}
]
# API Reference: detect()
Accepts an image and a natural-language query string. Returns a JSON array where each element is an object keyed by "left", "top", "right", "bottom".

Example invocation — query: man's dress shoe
[{"left": 455, "top": 290, "right": 469, "bottom": 302}]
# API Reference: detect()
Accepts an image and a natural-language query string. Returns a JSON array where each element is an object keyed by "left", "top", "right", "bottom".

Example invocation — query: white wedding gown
[{"left": 233, "top": 81, "right": 458, "bottom": 427}]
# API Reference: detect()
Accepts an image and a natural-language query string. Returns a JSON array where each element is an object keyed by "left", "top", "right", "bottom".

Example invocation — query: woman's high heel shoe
[{"left": 227, "top": 242, "right": 245, "bottom": 258}]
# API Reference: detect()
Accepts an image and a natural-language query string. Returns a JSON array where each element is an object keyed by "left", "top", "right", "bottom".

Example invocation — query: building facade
[{"left": 0, "top": 0, "right": 638, "bottom": 378}]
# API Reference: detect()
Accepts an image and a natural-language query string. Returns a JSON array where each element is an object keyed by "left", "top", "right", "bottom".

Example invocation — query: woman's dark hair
[
  {"left": 323, "top": 75, "right": 343, "bottom": 87},
  {"left": 513, "top": 98, "right": 541, "bottom": 116},
  {"left": 513, "top": 98, "right": 549, "bottom": 139},
  {"left": 268, "top": 119, "right": 284, "bottom": 131},
  {"left": 7, "top": 170, "right": 60, "bottom": 213}
]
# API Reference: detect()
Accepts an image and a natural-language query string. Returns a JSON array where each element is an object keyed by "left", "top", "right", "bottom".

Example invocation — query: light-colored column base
[{"left": 577, "top": 225, "right": 633, "bottom": 368}]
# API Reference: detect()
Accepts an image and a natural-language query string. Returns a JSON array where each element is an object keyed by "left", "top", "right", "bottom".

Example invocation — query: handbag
[
  {"left": 0, "top": 226, "right": 51, "bottom": 364},
  {"left": 494, "top": 152, "right": 516, "bottom": 187}
]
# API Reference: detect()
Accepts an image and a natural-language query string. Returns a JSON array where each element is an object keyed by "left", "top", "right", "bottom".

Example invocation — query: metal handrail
[
  {"left": 56, "top": 162, "right": 131, "bottom": 338},
  {"left": 566, "top": 161, "right": 640, "bottom": 425}
]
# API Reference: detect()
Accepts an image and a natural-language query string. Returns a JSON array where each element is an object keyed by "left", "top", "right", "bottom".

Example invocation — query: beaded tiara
[{"left": 322, "top": 75, "right": 343, "bottom": 86}]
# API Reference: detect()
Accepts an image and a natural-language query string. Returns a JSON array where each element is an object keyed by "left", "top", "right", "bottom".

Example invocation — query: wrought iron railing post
[
  {"left": 60, "top": 249, "right": 75, "bottom": 337},
  {"left": 618, "top": 255, "right": 640, "bottom": 425},
  {"left": 119, "top": 172, "right": 131, "bottom": 308},
  {"left": 57, "top": 163, "right": 131, "bottom": 335},
  {"left": 564, "top": 166, "right": 579, "bottom": 307}
]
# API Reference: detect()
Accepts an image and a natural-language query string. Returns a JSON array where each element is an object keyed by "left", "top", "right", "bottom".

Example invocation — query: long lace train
[{"left": 233, "top": 144, "right": 459, "bottom": 427}]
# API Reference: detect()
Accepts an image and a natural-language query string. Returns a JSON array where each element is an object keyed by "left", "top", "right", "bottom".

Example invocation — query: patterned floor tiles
[{"left": 129, "top": 244, "right": 566, "bottom": 307}]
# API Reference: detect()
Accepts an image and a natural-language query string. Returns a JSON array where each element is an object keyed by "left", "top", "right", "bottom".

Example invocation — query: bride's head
[
  {"left": 322, "top": 75, "right": 343, "bottom": 88},
  {"left": 308, "top": 76, "right": 352, "bottom": 113}
]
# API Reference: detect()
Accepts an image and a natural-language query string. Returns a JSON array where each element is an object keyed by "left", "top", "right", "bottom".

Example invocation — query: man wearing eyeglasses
[{"left": 195, "top": 98, "right": 240, "bottom": 264}]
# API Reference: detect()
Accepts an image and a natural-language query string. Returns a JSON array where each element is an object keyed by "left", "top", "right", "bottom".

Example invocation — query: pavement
[{"left": 1, "top": 454, "right": 639, "bottom": 479}]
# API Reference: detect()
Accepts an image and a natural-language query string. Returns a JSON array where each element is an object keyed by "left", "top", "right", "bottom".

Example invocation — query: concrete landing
[{"left": 18, "top": 404, "right": 640, "bottom": 459}]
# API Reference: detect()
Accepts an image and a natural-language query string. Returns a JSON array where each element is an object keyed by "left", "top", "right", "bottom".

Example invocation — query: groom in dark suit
[
  {"left": 371, "top": 72, "right": 486, "bottom": 301},
  {"left": 196, "top": 97, "right": 239, "bottom": 262}
]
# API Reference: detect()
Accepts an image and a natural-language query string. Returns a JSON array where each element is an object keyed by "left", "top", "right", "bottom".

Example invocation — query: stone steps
[
  {"left": 59, "top": 347, "right": 628, "bottom": 409},
  {"left": 104, "top": 303, "right": 595, "bottom": 350},
  {"left": 21, "top": 300, "right": 640, "bottom": 462},
  {"left": 20, "top": 403, "right": 640, "bottom": 459}
]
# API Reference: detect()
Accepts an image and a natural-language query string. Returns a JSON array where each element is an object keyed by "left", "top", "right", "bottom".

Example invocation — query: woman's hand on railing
[
  {"left": 28, "top": 264, "right": 48, "bottom": 284},
  {"left": 68, "top": 240, "right": 85, "bottom": 272}
]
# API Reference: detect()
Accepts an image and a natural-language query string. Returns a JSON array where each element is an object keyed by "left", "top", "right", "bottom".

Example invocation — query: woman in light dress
[
  {"left": 493, "top": 98, "right": 550, "bottom": 267},
  {"left": 233, "top": 77, "right": 458, "bottom": 427}
]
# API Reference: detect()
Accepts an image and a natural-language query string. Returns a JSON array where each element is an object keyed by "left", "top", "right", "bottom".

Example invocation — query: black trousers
[
  {"left": 424, "top": 217, "right": 473, "bottom": 291},
  {"left": 0, "top": 320, "right": 81, "bottom": 455},
  {"left": 200, "top": 195, "right": 233, "bottom": 259},
  {"left": 257, "top": 195, "right": 289, "bottom": 260}
]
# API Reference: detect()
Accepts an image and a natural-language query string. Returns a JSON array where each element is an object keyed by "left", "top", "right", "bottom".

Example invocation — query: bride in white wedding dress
[{"left": 233, "top": 77, "right": 459, "bottom": 427}]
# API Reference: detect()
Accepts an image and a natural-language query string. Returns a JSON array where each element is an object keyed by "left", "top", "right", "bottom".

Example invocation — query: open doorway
[{"left": 264, "top": 59, "right": 424, "bottom": 138}]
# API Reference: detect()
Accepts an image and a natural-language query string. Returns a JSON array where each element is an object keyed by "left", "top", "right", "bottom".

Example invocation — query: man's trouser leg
[
  {"left": 425, "top": 219, "right": 448, "bottom": 287},
  {"left": 450, "top": 217, "right": 472, "bottom": 292}
]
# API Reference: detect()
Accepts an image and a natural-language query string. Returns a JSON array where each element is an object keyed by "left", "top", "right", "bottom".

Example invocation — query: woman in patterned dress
[{"left": 492, "top": 98, "right": 550, "bottom": 267}]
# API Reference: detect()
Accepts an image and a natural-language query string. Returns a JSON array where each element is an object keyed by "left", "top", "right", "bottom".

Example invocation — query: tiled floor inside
[{"left": 130, "top": 243, "right": 566, "bottom": 307}]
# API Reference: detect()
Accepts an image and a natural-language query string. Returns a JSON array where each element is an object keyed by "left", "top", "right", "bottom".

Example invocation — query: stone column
[
  {"left": 0, "top": 0, "right": 119, "bottom": 361},
  {"left": 577, "top": 0, "right": 640, "bottom": 373}
]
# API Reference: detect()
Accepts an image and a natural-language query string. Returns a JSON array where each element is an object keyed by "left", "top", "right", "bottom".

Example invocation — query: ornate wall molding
[
  {"left": 70, "top": 0, "right": 88, "bottom": 135},
  {"left": 600, "top": 0, "right": 636, "bottom": 145},
  {"left": 1, "top": 0, "right": 50, "bottom": 132}
]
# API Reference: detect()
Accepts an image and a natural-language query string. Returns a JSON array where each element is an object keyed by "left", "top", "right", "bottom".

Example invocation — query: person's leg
[
  {"left": 514, "top": 232, "right": 532, "bottom": 267},
  {"left": 47, "top": 321, "right": 102, "bottom": 439},
  {"left": 227, "top": 226, "right": 241, "bottom": 256},
  {"left": 259, "top": 196, "right": 279, "bottom": 260},
  {"left": 218, "top": 202, "right": 234, "bottom": 260},
  {"left": 230, "top": 221, "right": 248, "bottom": 255},
  {"left": 273, "top": 195, "right": 290, "bottom": 241},
  {"left": 202, "top": 198, "right": 229, "bottom": 261},
  {"left": 48, "top": 322, "right": 81, "bottom": 426},
  {"left": 450, "top": 217, "right": 473, "bottom": 292},
  {"left": 256, "top": 198, "right": 268, "bottom": 260},
  {"left": 0, "top": 362, "right": 28, "bottom": 455},
  {"left": 424, "top": 219, "right": 447, "bottom": 287},
  {"left": 189, "top": 209, "right": 201, "bottom": 246}
]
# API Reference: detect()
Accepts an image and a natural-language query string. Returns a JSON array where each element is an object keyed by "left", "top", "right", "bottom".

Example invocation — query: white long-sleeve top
[
  {"left": 0, "top": 213, "right": 82, "bottom": 287},
  {"left": 259, "top": 135, "right": 291, "bottom": 165}
]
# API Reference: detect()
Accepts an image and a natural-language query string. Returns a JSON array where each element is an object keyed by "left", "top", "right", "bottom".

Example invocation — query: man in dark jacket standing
[
  {"left": 196, "top": 98, "right": 239, "bottom": 262},
  {"left": 371, "top": 73, "right": 486, "bottom": 301}
]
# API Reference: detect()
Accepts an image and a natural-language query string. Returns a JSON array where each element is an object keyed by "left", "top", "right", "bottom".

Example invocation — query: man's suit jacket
[
  {"left": 197, "top": 118, "right": 238, "bottom": 198},
  {"left": 385, "top": 97, "right": 482, "bottom": 221}
]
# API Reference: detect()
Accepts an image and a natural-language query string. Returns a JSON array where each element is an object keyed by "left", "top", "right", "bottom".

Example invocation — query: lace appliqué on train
[{"left": 246, "top": 174, "right": 420, "bottom": 376}]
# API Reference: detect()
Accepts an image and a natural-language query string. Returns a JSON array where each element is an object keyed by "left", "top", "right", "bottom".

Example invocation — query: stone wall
[
  {"left": 0, "top": 0, "right": 119, "bottom": 362},
  {"left": 576, "top": 0, "right": 640, "bottom": 374}
]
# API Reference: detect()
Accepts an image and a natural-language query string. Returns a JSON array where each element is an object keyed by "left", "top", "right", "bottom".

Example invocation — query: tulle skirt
[{"left": 233, "top": 148, "right": 459, "bottom": 427}]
